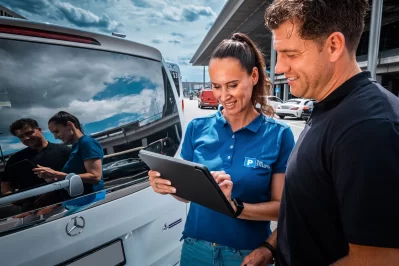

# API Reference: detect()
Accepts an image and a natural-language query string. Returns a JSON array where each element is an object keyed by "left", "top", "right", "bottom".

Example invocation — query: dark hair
[
  {"left": 48, "top": 111, "right": 84, "bottom": 133},
  {"left": 9, "top": 118, "right": 40, "bottom": 136},
  {"left": 210, "top": 32, "right": 274, "bottom": 116},
  {"left": 264, "top": 0, "right": 369, "bottom": 54}
]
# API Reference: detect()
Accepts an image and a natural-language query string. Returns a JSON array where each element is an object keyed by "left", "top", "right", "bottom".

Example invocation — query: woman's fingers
[
  {"left": 148, "top": 170, "right": 175, "bottom": 194},
  {"left": 218, "top": 179, "right": 233, "bottom": 188},
  {"left": 215, "top": 173, "right": 231, "bottom": 184}
]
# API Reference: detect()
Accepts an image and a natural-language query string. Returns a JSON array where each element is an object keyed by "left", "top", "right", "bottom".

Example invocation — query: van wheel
[{"left": 278, "top": 115, "right": 285, "bottom": 119}]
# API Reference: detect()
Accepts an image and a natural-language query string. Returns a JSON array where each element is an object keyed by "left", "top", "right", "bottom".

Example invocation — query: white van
[
  {"left": 0, "top": 17, "right": 186, "bottom": 266},
  {"left": 165, "top": 60, "right": 184, "bottom": 112}
]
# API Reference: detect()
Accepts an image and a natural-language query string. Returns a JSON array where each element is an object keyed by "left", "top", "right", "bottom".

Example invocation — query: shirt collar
[
  {"left": 316, "top": 71, "right": 375, "bottom": 110},
  {"left": 216, "top": 106, "right": 264, "bottom": 133}
]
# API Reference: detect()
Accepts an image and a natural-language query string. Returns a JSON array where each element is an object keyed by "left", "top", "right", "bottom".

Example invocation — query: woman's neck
[
  {"left": 223, "top": 106, "right": 259, "bottom": 132},
  {"left": 71, "top": 130, "right": 84, "bottom": 144}
]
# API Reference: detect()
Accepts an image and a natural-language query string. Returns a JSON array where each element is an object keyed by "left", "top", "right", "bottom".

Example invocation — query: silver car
[{"left": 0, "top": 17, "right": 186, "bottom": 266}]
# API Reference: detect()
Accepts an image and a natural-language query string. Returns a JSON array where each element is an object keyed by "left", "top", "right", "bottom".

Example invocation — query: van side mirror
[
  {"left": 0, "top": 173, "right": 84, "bottom": 206},
  {"left": 65, "top": 173, "right": 84, "bottom": 197}
]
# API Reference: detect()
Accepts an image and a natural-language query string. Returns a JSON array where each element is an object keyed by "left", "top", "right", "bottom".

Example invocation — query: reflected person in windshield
[
  {"left": 1, "top": 118, "right": 71, "bottom": 211},
  {"left": 33, "top": 111, "right": 104, "bottom": 196}
]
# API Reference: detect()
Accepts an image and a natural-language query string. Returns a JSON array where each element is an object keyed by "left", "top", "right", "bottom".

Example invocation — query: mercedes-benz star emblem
[{"left": 66, "top": 216, "right": 85, "bottom": 236}]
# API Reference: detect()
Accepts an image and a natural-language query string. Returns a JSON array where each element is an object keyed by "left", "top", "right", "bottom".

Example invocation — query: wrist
[
  {"left": 230, "top": 200, "right": 237, "bottom": 212},
  {"left": 231, "top": 198, "right": 244, "bottom": 218},
  {"left": 260, "top": 241, "right": 276, "bottom": 262}
]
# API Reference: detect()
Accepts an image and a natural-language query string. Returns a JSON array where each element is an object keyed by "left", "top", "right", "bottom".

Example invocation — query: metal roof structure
[{"left": 191, "top": 0, "right": 399, "bottom": 68}]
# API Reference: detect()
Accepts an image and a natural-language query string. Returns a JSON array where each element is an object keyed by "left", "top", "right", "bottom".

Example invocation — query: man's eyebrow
[{"left": 279, "top": 49, "right": 300, "bottom": 53}]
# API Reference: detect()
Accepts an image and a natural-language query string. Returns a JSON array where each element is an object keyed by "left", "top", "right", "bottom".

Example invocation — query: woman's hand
[
  {"left": 212, "top": 171, "right": 233, "bottom": 201},
  {"left": 32, "top": 164, "right": 65, "bottom": 181},
  {"left": 148, "top": 170, "right": 176, "bottom": 195}
]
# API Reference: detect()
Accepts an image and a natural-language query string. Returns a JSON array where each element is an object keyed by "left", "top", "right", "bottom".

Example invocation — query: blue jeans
[{"left": 180, "top": 237, "right": 253, "bottom": 266}]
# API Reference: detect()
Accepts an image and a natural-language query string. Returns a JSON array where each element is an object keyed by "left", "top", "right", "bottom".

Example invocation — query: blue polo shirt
[
  {"left": 62, "top": 135, "right": 104, "bottom": 194},
  {"left": 181, "top": 109, "right": 295, "bottom": 250}
]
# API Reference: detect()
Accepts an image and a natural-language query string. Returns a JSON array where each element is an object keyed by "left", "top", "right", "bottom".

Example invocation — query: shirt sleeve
[
  {"left": 180, "top": 120, "right": 195, "bottom": 161},
  {"left": 332, "top": 119, "right": 399, "bottom": 248},
  {"left": 272, "top": 126, "right": 295, "bottom": 174},
  {"left": 79, "top": 137, "right": 104, "bottom": 161}
]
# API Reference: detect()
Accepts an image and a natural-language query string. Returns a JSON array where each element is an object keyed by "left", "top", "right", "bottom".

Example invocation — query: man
[
  {"left": 242, "top": 0, "right": 399, "bottom": 265},
  {"left": 1, "top": 118, "right": 71, "bottom": 211}
]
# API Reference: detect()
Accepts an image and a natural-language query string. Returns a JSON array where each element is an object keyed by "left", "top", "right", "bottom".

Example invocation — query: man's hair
[
  {"left": 9, "top": 118, "right": 40, "bottom": 136},
  {"left": 265, "top": 0, "right": 370, "bottom": 54}
]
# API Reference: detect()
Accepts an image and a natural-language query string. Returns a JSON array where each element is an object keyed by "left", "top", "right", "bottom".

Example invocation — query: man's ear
[
  {"left": 326, "top": 32, "right": 346, "bottom": 63},
  {"left": 37, "top": 127, "right": 43, "bottom": 133}
]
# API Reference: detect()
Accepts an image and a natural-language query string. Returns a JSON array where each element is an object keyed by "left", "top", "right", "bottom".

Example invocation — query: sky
[{"left": 0, "top": 0, "right": 228, "bottom": 82}]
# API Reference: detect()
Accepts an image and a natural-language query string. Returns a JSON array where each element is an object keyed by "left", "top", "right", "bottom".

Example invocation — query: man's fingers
[{"left": 241, "top": 254, "right": 252, "bottom": 266}]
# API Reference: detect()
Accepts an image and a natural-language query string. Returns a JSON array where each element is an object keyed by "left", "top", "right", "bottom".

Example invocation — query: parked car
[
  {"left": 103, "top": 158, "right": 148, "bottom": 180},
  {"left": 301, "top": 100, "right": 317, "bottom": 121},
  {"left": 198, "top": 89, "right": 219, "bottom": 109},
  {"left": 0, "top": 17, "right": 186, "bottom": 266},
  {"left": 266, "top": 96, "right": 283, "bottom": 111},
  {"left": 276, "top": 98, "right": 315, "bottom": 119}
]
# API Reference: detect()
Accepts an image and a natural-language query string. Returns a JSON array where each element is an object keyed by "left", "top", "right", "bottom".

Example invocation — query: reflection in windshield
[{"left": 0, "top": 38, "right": 182, "bottom": 225}]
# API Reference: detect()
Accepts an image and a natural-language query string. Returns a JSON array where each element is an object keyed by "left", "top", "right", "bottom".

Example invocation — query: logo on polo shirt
[{"left": 244, "top": 157, "right": 270, "bottom": 169}]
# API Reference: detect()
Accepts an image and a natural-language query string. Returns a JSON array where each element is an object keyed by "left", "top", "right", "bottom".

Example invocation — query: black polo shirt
[
  {"left": 3, "top": 142, "right": 71, "bottom": 190},
  {"left": 276, "top": 71, "right": 399, "bottom": 266}
]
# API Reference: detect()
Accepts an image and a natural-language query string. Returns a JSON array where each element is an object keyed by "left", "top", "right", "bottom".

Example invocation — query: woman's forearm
[
  {"left": 78, "top": 173, "right": 101, "bottom": 184},
  {"left": 235, "top": 200, "right": 280, "bottom": 221}
]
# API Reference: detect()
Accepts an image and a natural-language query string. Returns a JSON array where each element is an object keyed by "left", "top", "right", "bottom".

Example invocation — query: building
[
  {"left": 191, "top": 0, "right": 399, "bottom": 101},
  {"left": 0, "top": 5, "right": 25, "bottom": 19}
]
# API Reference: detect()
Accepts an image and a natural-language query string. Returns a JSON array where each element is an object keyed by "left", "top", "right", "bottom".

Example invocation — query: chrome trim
[
  {"left": 0, "top": 176, "right": 150, "bottom": 237},
  {"left": 66, "top": 216, "right": 85, "bottom": 236}
]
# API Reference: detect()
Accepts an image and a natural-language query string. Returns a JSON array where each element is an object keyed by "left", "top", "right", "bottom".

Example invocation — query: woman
[
  {"left": 33, "top": 111, "right": 104, "bottom": 195},
  {"left": 149, "top": 33, "right": 295, "bottom": 266}
]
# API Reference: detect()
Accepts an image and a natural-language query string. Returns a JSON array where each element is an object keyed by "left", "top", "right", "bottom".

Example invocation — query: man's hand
[{"left": 241, "top": 247, "right": 273, "bottom": 266}]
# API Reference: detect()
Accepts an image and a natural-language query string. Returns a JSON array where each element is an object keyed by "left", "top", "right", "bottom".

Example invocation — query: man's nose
[{"left": 275, "top": 55, "right": 289, "bottom": 75}]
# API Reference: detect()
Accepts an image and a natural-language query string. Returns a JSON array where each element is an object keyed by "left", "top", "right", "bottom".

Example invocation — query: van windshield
[{"left": 0, "top": 38, "right": 181, "bottom": 223}]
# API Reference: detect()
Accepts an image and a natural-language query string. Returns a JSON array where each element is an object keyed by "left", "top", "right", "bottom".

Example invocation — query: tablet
[
  {"left": 138, "top": 150, "right": 235, "bottom": 217},
  {"left": 7, "top": 159, "right": 37, "bottom": 174}
]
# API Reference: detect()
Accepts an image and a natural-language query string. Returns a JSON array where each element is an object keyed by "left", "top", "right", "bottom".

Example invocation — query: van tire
[{"left": 278, "top": 115, "right": 285, "bottom": 119}]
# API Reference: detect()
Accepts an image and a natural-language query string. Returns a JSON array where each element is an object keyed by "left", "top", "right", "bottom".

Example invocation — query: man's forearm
[{"left": 267, "top": 228, "right": 277, "bottom": 247}]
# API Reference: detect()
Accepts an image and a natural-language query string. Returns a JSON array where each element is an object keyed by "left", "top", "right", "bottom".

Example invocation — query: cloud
[
  {"left": 130, "top": 0, "right": 152, "bottom": 8},
  {"left": 0, "top": 38, "right": 166, "bottom": 151},
  {"left": 0, "top": 0, "right": 50, "bottom": 15},
  {"left": 152, "top": 39, "right": 162, "bottom": 44},
  {"left": 55, "top": 2, "right": 123, "bottom": 32},
  {"left": 145, "top": 4, "right": 215, "bottom": 23},
  {"left": 206, "top": 21, "right": 214, "bottom": 30},
  {"left": 168, "top": 40, "right": 181, "bottom": 44},
  {"left": 171, "top": 32, "right": 185, "bottom": 38},
  {"left": 181, "top": 5, "right": 215, "bottom": 22},
  {"left": 178, "top": 54, "right": 194, "bottom": 65}
]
